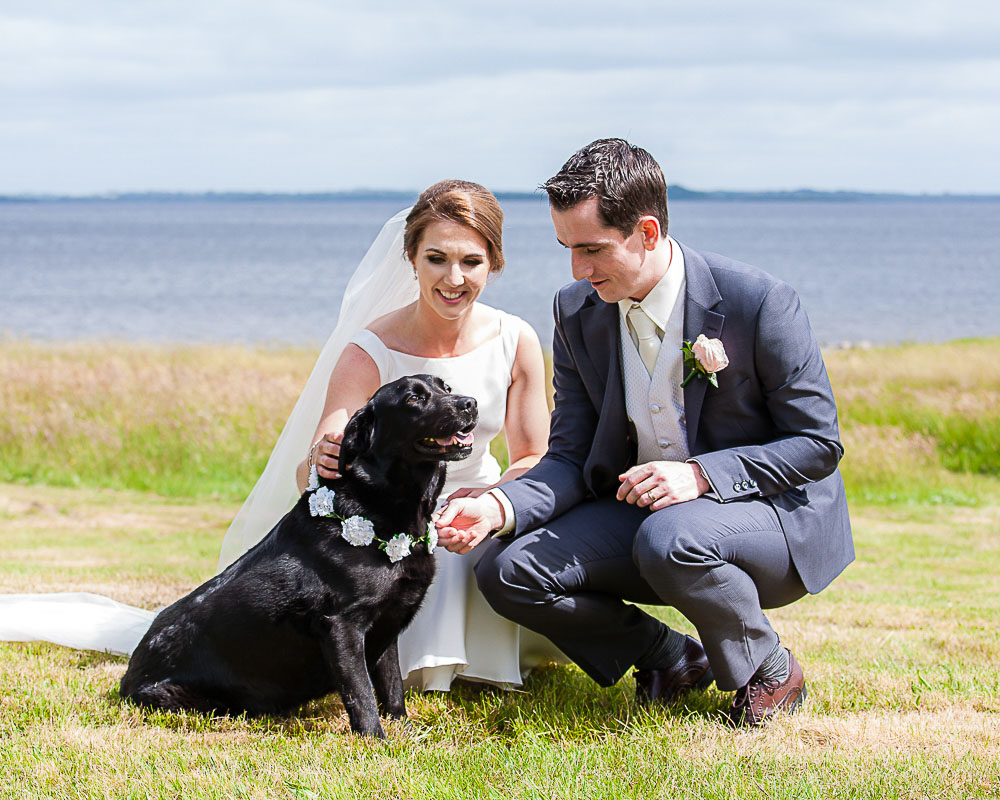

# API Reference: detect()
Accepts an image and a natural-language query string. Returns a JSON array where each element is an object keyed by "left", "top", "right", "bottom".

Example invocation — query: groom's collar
[{"left": 678, "top": 242, "right": 723, "bottom": 318}]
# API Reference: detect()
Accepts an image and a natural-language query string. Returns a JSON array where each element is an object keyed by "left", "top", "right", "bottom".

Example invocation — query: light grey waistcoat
[{"left": 618, "top": 309, "right": 689, "bottom": 464}]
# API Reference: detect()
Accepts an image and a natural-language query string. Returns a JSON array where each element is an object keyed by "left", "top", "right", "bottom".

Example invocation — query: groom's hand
[
  {"left": 433, "top": 494, "right": 504, "bottom": 555},
  {"left": 618, "top": 461, "right": 710, "bottom": 511}
]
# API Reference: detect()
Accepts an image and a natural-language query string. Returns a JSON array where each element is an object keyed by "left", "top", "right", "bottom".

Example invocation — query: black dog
[{"left": 120, "top": 374, "right": 477, "bottom": 737}]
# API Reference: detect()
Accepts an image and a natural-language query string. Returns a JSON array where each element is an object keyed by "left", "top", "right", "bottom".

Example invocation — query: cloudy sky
[{"left": 3, "top": 0, "right": 998, "bottom": 195}]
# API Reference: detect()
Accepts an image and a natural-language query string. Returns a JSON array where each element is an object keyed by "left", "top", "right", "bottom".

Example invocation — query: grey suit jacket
[{"left": 502, "top": 242, "right": 853, "bottom": 594}]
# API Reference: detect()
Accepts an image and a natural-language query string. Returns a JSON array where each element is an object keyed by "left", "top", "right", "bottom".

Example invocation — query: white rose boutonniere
[
  {"left": 426, "top": 521, "right": 438, "bottom": 554},
  {"left": 681, "top": 334, "right": 730, "bottom": 388}
]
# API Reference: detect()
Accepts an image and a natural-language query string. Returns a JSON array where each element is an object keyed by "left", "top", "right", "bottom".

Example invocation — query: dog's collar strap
[{"left": 306, "top": 471, "right": 437, "bottom": 563}]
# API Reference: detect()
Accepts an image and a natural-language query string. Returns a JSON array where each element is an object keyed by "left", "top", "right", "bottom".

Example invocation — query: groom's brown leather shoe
[
  {"left": 728, "top": 649, "right": 807, "bottom": 727},
  {"left": 634, "top": 635, "right": 714, "bottom": 705}
]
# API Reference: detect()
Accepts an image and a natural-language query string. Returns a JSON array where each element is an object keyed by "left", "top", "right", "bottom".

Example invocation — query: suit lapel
[
  {"left": 578, "top": 289, "right": 632, "bottom": 485},
  {"left": 579, "top": 291, "right": 623, "bottom": 392},
  {"left": 680, "top": 244, "right": 724, "bottom": 453}
]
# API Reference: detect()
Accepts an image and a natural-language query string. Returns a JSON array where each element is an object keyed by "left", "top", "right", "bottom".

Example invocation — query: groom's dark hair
[{"left": 542, "top": 138, "right": 668, "bottom": 239}]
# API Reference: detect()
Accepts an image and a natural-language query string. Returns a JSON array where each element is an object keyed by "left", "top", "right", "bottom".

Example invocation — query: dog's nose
[{"left": 458, "top": 396, "right": 477, "bottom": 414}]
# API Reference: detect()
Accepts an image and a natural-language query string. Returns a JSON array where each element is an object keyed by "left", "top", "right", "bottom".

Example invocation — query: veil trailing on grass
[
  {"left": 0, "top": 593, "right": 157, "bottom": 656},
  {"left": 0, "top": 207, "right": 418, "bottom": 656}
]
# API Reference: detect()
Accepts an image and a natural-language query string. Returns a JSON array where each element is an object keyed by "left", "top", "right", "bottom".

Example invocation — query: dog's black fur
[{"left": 120, "top": 374, "right": 477, "bottom": 737}]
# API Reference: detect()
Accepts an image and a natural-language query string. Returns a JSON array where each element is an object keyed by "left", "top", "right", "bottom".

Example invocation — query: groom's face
[{"left": 550, "top": 197, "right": 658, "bottom": 303}]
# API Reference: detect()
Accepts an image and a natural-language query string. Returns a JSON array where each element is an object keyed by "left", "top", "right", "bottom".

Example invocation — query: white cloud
[{"left": 2, "top": 0, "right": 998, "bottom": 193}]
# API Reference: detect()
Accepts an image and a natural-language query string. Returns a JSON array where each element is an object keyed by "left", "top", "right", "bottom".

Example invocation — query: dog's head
[{"left": 340, "top": 374, "right": 478, "bottom": 470}]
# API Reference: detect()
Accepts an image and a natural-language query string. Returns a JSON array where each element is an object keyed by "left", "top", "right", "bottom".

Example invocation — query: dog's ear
[{"left": 339, "top": 401, "right": 375, "bottom": 470}]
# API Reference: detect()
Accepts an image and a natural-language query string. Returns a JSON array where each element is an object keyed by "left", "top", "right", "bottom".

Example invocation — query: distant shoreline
[
  {"left": 2, "top": 188, "right": 999, "bottom": 204},
  {"left": 4, "top": 334, "right": 997, "bottom": 351}
]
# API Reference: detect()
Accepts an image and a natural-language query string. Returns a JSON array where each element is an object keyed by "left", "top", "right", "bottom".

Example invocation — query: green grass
[
  {"left": 0, "top": 340, "right": 317, "bottom": 500},
  {"left": 3, "top": 337, "right": 1000, "bottom": 508},
  {"left": 851, "top": 403, "right": 1000, "bottom": 476},
  {"left": 828, "top": 338, "right": 1000, "bottom": 506},
  {"left": 2, "top": 339, "right": 1000, "bottom": 798},
  {"left": 2, "top": 483, "right": 998, "bottom": 798}
]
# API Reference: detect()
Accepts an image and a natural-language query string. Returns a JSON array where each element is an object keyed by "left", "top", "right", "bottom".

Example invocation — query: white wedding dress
[
  {"left": 0, "top": 207, "right": 564, "bottom": 689},
  {"left": 350, "top": 319, "right": 564, "bottom": 690}
]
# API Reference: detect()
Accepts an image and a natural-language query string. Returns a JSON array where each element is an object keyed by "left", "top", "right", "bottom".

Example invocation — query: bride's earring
[{"left": 412, "top": 265, "right": 418, "bottom": 280}]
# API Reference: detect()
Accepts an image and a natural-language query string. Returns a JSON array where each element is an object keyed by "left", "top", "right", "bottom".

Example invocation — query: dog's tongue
[{"left": 435, "top": 431, "right": 475, "bottom": 447}]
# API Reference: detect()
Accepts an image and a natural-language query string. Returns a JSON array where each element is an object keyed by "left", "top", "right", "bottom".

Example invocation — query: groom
[{"left": 435, "top": 138, "right": 853, "bottom": 726}]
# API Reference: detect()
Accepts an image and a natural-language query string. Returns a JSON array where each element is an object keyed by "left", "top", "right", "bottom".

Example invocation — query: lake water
[{"left": 1, "top": 198, "right": 998, "bottom": 348}]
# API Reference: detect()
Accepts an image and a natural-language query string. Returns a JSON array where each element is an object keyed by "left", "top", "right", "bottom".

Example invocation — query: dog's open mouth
[{"left": 414, "top": 425, "right": 476, "bottom": 457}]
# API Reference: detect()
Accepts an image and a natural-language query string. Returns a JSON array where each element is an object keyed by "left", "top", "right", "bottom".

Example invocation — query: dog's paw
[{"left": 353, "top": 723, "right": 387, "bottom": 739}]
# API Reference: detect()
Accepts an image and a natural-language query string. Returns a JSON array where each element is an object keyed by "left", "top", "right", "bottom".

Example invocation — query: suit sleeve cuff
[
  {"left": 686, "top": 458, "right": 720, "bottom": 500},
  {"left": 688, "top": 453, "right": 761, "bottom": 501},
  {"left": 486, "top": 488, "right": 516, "bottom": 538}
]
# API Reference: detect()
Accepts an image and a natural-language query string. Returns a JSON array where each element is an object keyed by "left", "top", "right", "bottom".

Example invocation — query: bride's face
[{"left": 412, "top": 219, "right": 491, "bottom": 320}]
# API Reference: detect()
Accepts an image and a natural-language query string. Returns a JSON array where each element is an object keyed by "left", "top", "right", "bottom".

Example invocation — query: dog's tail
[{"left": 119, "top": 677, "right": 227, "bottom": 715}]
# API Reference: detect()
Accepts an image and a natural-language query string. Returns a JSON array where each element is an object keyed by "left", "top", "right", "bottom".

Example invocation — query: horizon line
[{"left": 2, "top": 186, "right": 999, "bottom": 203}]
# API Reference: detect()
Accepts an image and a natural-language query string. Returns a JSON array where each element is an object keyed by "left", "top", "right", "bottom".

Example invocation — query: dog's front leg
[
  {"left": 320, "top": 626, "right": 385, "bottom": 738},
  {"left": 369, "top": 639, "right": 406, "bottom": 720}
]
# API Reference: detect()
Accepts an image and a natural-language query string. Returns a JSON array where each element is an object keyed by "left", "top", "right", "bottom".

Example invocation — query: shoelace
[
  {"left": 733, "top": 675, "right": 782, "bottom": 711},
  {"left": 747, "top": 678, "right": 781, "bottom": 700},
  {"left": 747, "top": 676, "right": 783, "bottom": 701}
]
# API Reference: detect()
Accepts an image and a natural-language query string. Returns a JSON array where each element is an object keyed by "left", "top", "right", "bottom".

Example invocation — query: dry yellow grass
[
  {"left": 825, "top": 339, "right": 1000, "bottom": 409},
  {"left": 0, "top": 339, "right": 317, "bottom": 498},
  {"left": 821, "top": 339, "right": 1000, "bottom": 503},
  {"left": 0, "top": 482, "right": 234, "bottom": 606},
  {"left": 3, "top": 337, "right": 999, "bottom": 503}
]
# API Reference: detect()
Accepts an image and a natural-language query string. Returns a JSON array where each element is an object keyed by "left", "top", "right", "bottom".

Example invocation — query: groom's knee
[
  {"left": 632, "top": 507, "right": 713, "bottom": 601},
  {"left": 473, "top": 538, "right": 546, "bottom": 621}
]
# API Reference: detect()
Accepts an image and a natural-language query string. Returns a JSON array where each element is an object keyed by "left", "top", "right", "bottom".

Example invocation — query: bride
[{"left": 0, "top": 179, "right": 564, "bottom": 691}]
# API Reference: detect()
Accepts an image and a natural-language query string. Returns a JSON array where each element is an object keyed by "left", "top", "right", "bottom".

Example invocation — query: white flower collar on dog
[{"left": 306, "top": 466, "right": 437, "bottom": 562}]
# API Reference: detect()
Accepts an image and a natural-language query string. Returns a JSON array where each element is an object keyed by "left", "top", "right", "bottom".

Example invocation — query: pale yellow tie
[{"left": 627, "top": 304, "right": 661, "bottom": 376}]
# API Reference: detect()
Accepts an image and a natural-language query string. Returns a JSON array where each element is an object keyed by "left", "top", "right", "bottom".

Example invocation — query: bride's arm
[
  {"left": 496, "top": 320, "right": 550, "bottom": 484},
  {"left": 294, "top": 344, "right": 381, "bottom": 492}
]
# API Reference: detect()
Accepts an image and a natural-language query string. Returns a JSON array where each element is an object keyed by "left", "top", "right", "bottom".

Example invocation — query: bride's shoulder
[
  {"left": 470, "top": 301, "right": 501, "bottom": 327},
  {"left": 476, "top": 304, "right": 541, "bottom": 369},
  {"left": 480, "top": 304, "right": 536, "bottom": 341},
  {"left": 472, "top": 303, "right": 529, "bottom": 331},
  {"left": 472, "top": 304, "right": 533, "bottom": 349}
]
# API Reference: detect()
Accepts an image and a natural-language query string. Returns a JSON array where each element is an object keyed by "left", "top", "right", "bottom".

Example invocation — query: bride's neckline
[{"left": 363, "top": 313, "right": 505, "bottom": 360}]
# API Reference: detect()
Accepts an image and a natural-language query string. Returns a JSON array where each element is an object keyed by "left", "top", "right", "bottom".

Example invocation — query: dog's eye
[
  {"left": 406, "top": 394, "right": 421, "bottom": 404},
  {"left": 443, "top": 384, "right": 451, "bottom": 394}
]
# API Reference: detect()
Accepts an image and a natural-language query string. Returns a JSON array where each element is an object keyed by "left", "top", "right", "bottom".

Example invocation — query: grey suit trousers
[{"left": 474, "top": 495, "right": 807, "bottom": 690}]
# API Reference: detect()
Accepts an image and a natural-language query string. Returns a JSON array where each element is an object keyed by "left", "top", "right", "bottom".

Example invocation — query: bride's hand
[
  {"left": 433, "top": 496, "right": 500, "bottom": 555},
  {"left": 313, "top": 432, "right": 343, "bottom": 480}
]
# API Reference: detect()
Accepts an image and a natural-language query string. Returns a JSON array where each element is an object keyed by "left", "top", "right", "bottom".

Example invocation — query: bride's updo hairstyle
[{"left": 404, "top": 180, "right": 505, "bottom": 274}]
